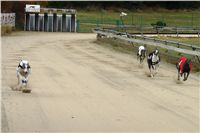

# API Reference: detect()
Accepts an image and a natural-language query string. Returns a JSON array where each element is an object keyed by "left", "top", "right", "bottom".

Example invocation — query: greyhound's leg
[
  {"left": 154, "top": 65, "right": 158, "bottom": 76},
  {"left": 13, "top": 75, "right": 21, "bottom": 90},
  {"left": 150, "top": 66, "right": 154, "bottom": 77},
  {"left": 148, "top": 64, "right": 152, "bottom": 77},
  {"left": 154, "top": 68, "right": 157, "bottom": 76},
  {"left": 152, "top": 65, "right": 155, "bottom": 70},
  {"left": 177, "top": 70, "right": 180, "bottom": 80},
  {"left": 183, "top": 73, "right": 186, "bottom": 81},
  {"left": 17, "top": 75, "right": 20, "bottom": 84},
  {"left": 154, "top": 64, "right": 158, "bottom": 75},
  {"left": 137, "top": 53, "right": 139, "bottom": 60},
  {"left": 186, "top": 72, "right": 190, "bottom": 80},
  {"left": 17, "top": 75, "right": 23, "bottom": 91},
  {"left": 180, "top": 73, "right": 183, "bottom": 79},
  {"left": 16, "top": 84, "right": 22, "bottom": 91},
  {"left": 141, "top": 57, "right": 143, "bottom": 63},
  {"left": 147, "top": 60, "right": 153, "bottom": 77},
  {"left": 184, "top": 72, "right": 189, "bottom": 81},
  {"left": 151, "top": 71, "right": 154, "bottom": 77},
  {"left": 141, "top": 55, "right": 145, "bottom": 64},
  {"left": 153, "top": 65, "right": 157, "bottom": 76}
]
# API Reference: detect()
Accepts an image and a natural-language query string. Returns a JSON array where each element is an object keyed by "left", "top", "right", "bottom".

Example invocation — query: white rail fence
[{"left": 93, "top": 28, "right": 200, "bottom": 57}]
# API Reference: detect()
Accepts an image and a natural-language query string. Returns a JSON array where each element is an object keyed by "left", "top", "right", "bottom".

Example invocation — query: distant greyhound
[
  {"left": 137, "top": 45, "right": 146, "bottom": 64},
  {"left": 176, "top": 56, "right": 192, "bottom": 81},
  {"left": 147, "top": 49, "right": 160, "bottom": 77}
]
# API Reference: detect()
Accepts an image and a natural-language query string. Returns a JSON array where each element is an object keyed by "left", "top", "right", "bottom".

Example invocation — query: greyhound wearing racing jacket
[
  {"left": 15, "top": 60, "right": 31, "bottom": 90},
  {"left": 176, "top": 56, "right": 192, "bottom": 81}
]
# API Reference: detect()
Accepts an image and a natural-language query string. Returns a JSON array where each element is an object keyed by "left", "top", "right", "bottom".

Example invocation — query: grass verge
[
  {"left": 155, "top": 36, "right": 200, "bottom": 47},
  {"left": 77, "top": 10, "right": 200, "bottom": 32},
  {"left": 94, "top": 37, "right": 200, "bottom": 72}
]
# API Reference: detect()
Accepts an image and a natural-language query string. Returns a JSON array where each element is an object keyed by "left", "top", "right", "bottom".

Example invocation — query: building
[{"left": 24, "top": 5, "right": 76, "bottom": 32}]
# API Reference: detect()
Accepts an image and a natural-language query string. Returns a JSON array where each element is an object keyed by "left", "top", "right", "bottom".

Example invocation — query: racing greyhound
[{"left": 14, "top": 60, "right": 31, "bottom": 91}]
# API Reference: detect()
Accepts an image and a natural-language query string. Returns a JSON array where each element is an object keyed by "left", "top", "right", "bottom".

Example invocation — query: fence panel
[
  {"left": 77, "top": 12, "right": 200, "bottom": 33},
  {"left": 1, "top": 13, "right": 15, "bottom": 27}
]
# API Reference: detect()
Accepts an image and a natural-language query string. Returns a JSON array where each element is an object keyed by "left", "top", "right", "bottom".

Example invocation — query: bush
[
  {"left": 151, "top": 21, "right": 167, "bottom": 28},
  {"left": 1, "top": 25, "right": 13, "bottom": 36},
  {"left": 156, "top": 21, "right": 166, "bottom": 27}
]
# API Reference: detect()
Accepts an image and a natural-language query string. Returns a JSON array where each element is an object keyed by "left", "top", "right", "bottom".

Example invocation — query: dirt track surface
[{"left": 1, "top": 32, "right": 199, "bottom": 132}]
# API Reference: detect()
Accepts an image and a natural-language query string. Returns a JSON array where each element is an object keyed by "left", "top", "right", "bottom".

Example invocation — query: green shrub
[
  {"left": 156, "top": 21, "right": 166, "bottom": 27},
  {"left": 151, "top": 21, "right": 167, "bottom": 27}
]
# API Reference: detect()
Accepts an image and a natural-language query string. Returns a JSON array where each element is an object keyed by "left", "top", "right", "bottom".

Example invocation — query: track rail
[{"left": 93, "top": 28, "right": 200, "bottom": 57}]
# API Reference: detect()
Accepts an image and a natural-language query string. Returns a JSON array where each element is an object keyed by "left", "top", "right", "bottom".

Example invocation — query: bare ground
[{"left": 1, "top": 32, "right": 199, "bottom": 132}]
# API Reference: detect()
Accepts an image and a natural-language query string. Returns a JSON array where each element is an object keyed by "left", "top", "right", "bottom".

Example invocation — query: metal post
[
  {"left": 69, "top": 15, "right": 71, "bottom": 32},
  {"left": 69, "top": 14, "right": 72, "bottom": 32},
  {"left": 74, "top": 14, "right": 76, "bottom": 32},
  {"left": 35, "top": 13, "right": 39, "bottom": 31},
  {"left": 37, "top": 14, "right": 39, "bottom": 31},
  {"left": 53, "top": 13, "right": 57, "bottom": 32},
  {"left": 62, "top": 14, "right": 66, "bottom": 32},
  {"left": 29, "top": 14, "right": 31, "bottom": 31},
  {"left": 44, "top": 13, "right": 48, "bottom": 32},
  {"left": 132, "top": 14, "right": 133, "bottom": 25},
  {"left": 42, "top": 14, "right": 44, "bottom": 32},
  {"left": 61, "top": 15, "right": 63, "bottom": 32},
  {"left": 24, "top": 14, "right": 26, "bottom": 31},
  {"left": 191, "top": 14, "right": 194, "bottom": 28},
  {"left": 141, "top": 16, "right": 143, "bottom": 36},
  {"left": 101, "top": 11, "right": 103, "bottom": 25},
  {"left": 101, "top": 10, "right": 104, "bottom": 26},
  {"left": 26, "top": 13, "right": 30, "bottom": 31}
]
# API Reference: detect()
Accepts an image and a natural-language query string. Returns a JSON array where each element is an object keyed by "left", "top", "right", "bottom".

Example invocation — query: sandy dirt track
[{"left": 1, "top": 32, "right": 199, "bottom": 132}]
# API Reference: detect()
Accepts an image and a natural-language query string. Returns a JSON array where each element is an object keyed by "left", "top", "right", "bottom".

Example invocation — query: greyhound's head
[
  {"left": 19, "top": 60, "right": 30, "bottom": 73},
  {"left": 154, "top": 49, "right": 159, "bottom": 56}
]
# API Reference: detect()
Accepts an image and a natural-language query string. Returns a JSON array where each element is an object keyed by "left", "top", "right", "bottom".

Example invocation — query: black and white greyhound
[
  {"left": 14, "top": 60, "right": 31, "bottom": 91},
  {"left": 147, "top": 49, "right": 160, "bottom": 77}
]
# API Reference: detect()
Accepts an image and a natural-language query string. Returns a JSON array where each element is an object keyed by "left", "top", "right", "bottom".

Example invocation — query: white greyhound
[{"left": 137, "top": 45, "right": 146, "bottom": 64}]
